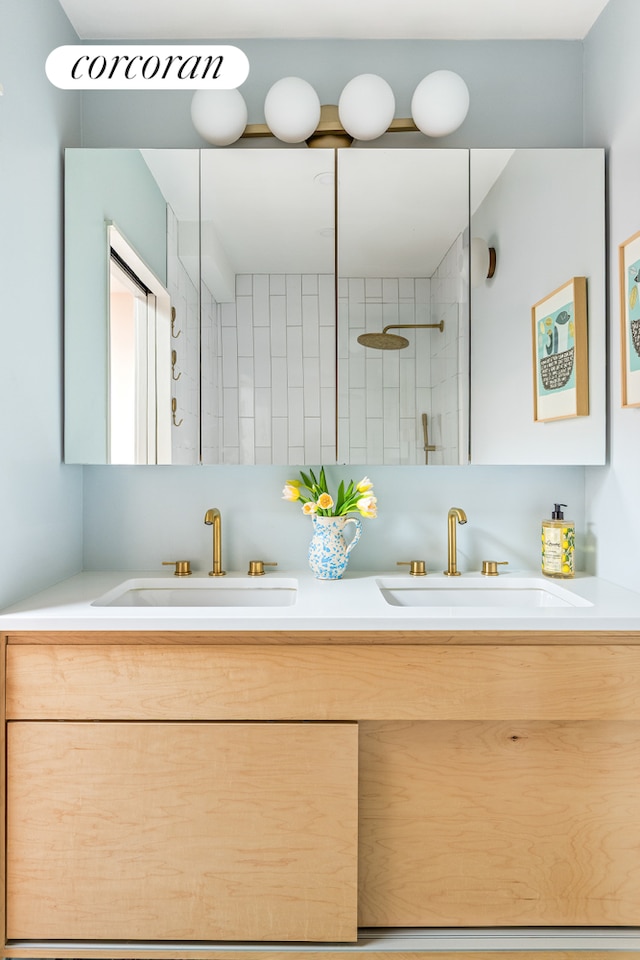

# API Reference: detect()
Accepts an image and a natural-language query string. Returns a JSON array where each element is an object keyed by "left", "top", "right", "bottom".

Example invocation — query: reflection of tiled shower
[
  {"left": 338, "top": 233, "right": 468, "bottom": 465},
  {"left": 196, "top": 243, "right": 467, "bottom": 466},
  {"left": 201, "top": 274, "right": 335, "bottom": 465},
  {"left": 429, "top": 233, "right": 468, "bottom": 466},
  {"left": 338, "top": 276, "right": 430, "bottom": 464}
]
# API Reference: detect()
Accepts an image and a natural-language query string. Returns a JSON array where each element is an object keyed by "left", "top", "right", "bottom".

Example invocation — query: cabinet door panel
[
  {"left": 7, "top": 722, "right": 357, "bottom": 942},
  {"left": 359, "top": 720, "right": 640, "bottom": 927}
]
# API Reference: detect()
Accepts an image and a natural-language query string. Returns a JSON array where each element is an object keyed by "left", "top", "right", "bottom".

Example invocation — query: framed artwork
[
  {"left": 619, "top": 229, "right": 640, "bottom": 407},
  {"left": 532, "top": 277, "right": 588, "bottom": 423}
]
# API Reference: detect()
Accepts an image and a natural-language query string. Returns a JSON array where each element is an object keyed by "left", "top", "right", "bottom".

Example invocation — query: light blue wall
[
  {"left": 471, "top": 149, "right": 606, "bottom": 466},
  {"left": 82, "top": 464, "right": 586, "bottom": 575},
  {"left": 65, "top": 149, "right": 168, "bottom": 463},
  {"left": 584, "top": 0, "right": 640, "bottom": 591},
  {"left": 2, "top": 5, "right": 634, "bottom": 587},
  {"left": 0, "top": 10, "right": 594, "bottom": 587},
  {"left": 80, "top": 39, "right": 584, "bottom": 149},
  {"left": 0, "top": 0, "right": 83, "bottom": 607},
  {"left": 79, "top": 37, "right": 588, "bottom": 575}
]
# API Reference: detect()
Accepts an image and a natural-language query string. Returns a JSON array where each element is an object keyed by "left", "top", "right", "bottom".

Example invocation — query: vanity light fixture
[
  {"left": 190, "top": 87, "right": 248, "bottom": 146},
  {"left": 338, "top": 74, "right": 396, "bottom": 142},
  {"left": 263, "top": 76, "right": 321, "bottom": 143},
  {"left": 191, "top": 70, "right": 470, "bottom": 147}
]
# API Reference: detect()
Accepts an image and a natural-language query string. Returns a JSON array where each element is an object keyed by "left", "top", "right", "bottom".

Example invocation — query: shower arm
[{"left": 382, "top": 321, "right": 444, "bottom": 334}]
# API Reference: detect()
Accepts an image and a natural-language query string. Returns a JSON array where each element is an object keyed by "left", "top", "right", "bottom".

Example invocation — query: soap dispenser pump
[{"left": 541, "top": 503, "right": 575, "bottom": 579}]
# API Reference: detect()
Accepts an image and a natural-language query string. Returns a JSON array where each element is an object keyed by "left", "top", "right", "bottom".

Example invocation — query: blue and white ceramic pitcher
[{"left": 308, "top": 515, "right": 362, "bottom": 580}]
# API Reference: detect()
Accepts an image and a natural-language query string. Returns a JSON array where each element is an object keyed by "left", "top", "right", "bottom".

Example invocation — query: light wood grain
[
  {"left": 3, "top": 951, "right": 637, "bottom": 960},
  {"left": 6, "top": 629, "right": 640, "bottom": 645},
  {"left": 8, "top": 643, "right": 640, "bottom": 720},
  {"left": 359, "top": 719, "right": 640, "bottom": 926},
  {"left": 7, "top": 721, "right": 358, "bottom": 942}
]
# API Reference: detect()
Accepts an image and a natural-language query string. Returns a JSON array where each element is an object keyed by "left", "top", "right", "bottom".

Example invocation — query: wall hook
[
  {"left": 171, "top": 397, "right": 183, "bottom": 427},
  {"left": 171, "top": 306, "right": 182, "bottom": 339},
  {"left": 171, "top": 349, "right": 182, "bottom": 381}
]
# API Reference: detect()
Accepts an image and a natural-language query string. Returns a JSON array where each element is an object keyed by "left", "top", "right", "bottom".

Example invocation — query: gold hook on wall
[
  {"left": 171, "top": 306, "right": 181, "bottom": 339},
  {"left": 171, "top": 349, "right": 182, "bottom": 381},
  {"left": 171, "top": 397, "right": 183, "bottom": 427}
]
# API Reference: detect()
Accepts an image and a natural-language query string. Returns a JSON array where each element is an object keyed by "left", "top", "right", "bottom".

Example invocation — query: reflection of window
[{"left": 107, "top": 225, "right": 171, "bottom": 464}]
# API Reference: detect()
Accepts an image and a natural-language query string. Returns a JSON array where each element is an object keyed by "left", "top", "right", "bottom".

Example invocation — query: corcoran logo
[{"left": 46, "top": 45, "right": 249, "bottom": 90}]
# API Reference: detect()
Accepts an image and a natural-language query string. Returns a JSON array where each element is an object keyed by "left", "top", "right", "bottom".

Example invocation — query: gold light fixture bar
[
  {"left": 243, "top": 104, "right": 419, "bottom": 149},
  {"left": 191, "top": 72, "right": 469, "bottom": 146}
]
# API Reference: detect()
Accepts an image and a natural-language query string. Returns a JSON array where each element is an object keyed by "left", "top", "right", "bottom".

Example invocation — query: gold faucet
[
  {"left": 444, "top": 507, "right": 467, "bottom": 576},
  {"left": 204, "top": 508, "right": 226, "bottom": 577}
]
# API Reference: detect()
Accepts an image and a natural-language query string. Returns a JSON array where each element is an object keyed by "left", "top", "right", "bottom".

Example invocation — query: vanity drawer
[{"left": 7, "top": 642, "right": 640, "bottom": 721}]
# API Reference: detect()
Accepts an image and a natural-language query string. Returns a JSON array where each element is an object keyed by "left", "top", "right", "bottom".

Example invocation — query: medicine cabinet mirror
[
  {"left": 64, "top": 146, "right": 605, "bottom": 467},
  {"left": 469, "top": 148, "right": 606, "bottom": 465},
  {"left": 65, "top": 148, "right": 200, "bottom": 464},
  {"left": 337, "top": 149, "right": 469, "bottom": 465},
  {"left": 199, "top": 149, "right": 336, "bottom": 465}
]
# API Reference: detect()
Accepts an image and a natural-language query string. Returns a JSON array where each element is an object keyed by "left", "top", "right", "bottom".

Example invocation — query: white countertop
[{"left": 1, "top": 569, "right": 640, "bottom": 632}]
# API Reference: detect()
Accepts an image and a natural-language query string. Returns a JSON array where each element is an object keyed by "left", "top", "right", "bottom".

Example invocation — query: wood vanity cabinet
[
  {"left": 7, "top": 720, "right": 357, "bottom": 941},
  {"left": 3, "top": 631, "right": 640, "bottom": 959}
]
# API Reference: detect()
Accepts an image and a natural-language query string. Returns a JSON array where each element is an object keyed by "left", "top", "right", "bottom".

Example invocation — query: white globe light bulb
[
  {"left": 338, "top": 74, "right": 395, "bottom": 142},
  {"left": 411, "top": 70, "right": 470, "bottom": 138},
  {"left": 264, "top": 77, "right": 321, "bottom": 144},
  {"left": 190, "top": 89, "right": 248, "bottom": 146}
]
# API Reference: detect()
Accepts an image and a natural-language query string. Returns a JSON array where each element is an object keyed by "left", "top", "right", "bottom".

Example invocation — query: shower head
[
  {"left": 357, "top": 331, "right": 409, "bottom": 350},
  {"left": 357, "top": 321, "right": 444, "bottom": 351}
]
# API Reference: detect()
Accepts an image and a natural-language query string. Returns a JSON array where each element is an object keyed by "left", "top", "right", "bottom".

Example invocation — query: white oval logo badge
[{"left": 46, "top": 45, "right": 249, "bottom": 90}]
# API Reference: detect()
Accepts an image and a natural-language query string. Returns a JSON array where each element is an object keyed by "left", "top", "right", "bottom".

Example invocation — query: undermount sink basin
[
  {"left": 376, "top": 577, "right": 593, "bottom": 610},
  {"left": 92, "top": 577, "right": 298, "bottom": 608}
]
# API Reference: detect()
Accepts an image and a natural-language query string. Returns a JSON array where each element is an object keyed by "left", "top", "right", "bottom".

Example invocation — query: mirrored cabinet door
[
  {"left": 64, "top": 147, "right": 605, "bottom": 467},
  {"left": 199, "top": 149, "right": 336, "bottom": 465},
  {"left": 336, "top": 149, "right": 470, "bottom": 466},
  {"left": 469, "top": 148, "right": 606, "bottom": 465},
  {"left": 64, "top": 148, "right": 201, "bottom": 465}
]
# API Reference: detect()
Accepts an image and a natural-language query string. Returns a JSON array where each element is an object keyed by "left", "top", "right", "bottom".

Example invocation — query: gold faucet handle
[
  {"left": 481, "top": 560, "right": 508, "bottom": 576},
  {"left": 397, "top": 560, "right": 427, "bottom": 577},
  {"left": 248, "top": 560, "right": 278, "bottom": 577},
  {"left": 162, "top": 560, "right": 192, "bottom": 577}
]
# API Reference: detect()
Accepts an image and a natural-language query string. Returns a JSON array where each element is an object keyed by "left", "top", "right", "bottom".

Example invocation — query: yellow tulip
[
  {"left": 317, "top": 492, "right": 334, "bottom": 510},
  {"left": 282, "top": 483, "right": 301, "bottom": 502},
  {"left": 302, "top": 501, "right": 317, "bottom": 515},
  {"left": 356, "top": 476, "right": 373, "bottom": 493},
  {"left": 357, "top": 495, "right": 377, "bottom": 518}
]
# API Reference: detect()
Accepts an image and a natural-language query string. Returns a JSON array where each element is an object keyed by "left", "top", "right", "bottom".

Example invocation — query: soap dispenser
[{"left": 541, "top": 503, "right": 575, "bottom": 579}]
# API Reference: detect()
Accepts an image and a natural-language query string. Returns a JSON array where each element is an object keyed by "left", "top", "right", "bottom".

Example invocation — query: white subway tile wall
[
  {"left": 199, "top": 240, "right": 466, "bottom": 466},
  {"left": 203, "top": 274, "right": 335, "bottom": 465},
  {"left": 338, "top": 234, "right": 466, "bottom": 465}
]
